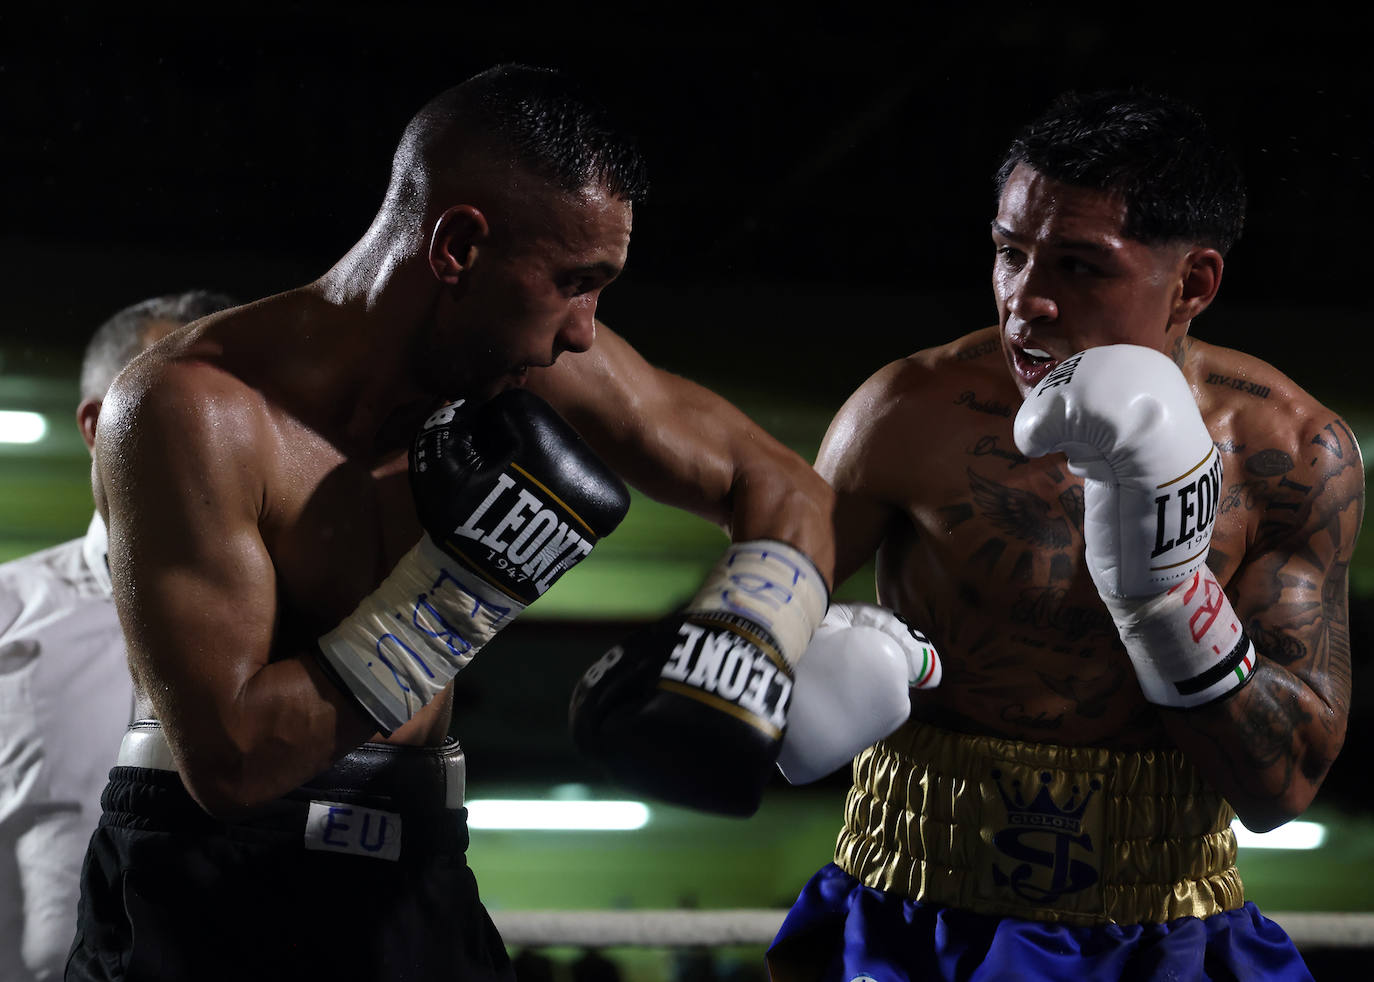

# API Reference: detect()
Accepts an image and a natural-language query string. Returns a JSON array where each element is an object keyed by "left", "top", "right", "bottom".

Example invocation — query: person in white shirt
[{"left": 0, "top": 290, "right": 236, "bottom": 981}]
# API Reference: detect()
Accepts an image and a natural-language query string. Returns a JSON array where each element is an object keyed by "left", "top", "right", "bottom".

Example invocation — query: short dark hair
[
  {"left": 401, "top": 63, "right": 650, "bottom": 203},
  {"left": 995, "top": 89, "right": 1246, "bottom": 254},
  {"left": 80, "top": 290, "right": 238, "bottom": 400}
]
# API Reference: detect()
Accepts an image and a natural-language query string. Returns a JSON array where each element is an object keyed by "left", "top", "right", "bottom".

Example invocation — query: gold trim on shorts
[{"left": 833, "top": 719, "right": 1243, "bottom": 925}]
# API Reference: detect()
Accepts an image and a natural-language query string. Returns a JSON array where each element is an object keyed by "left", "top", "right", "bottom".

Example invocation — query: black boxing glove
[
  {"left": 319, "top": 389, "right": 630, "bottom": 733},
  {"left": 569, "top": 540, "right": 828, "bottom": 816}
]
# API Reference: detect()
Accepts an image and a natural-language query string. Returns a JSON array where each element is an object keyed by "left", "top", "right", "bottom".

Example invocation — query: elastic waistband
[
  {"left": 834, "top": 719, "right": 1243, "bottom": 925},
  {"left": 117, "top": 719, "right": 465, "bottom": 810},
  {"left": 105, "top": 721, "right": 469, "bottom": 861}
]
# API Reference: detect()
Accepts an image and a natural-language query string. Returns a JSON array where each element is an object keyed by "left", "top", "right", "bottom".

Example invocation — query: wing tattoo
[{"left": 967, "top": 468, "right": 1073, "bottom": 549}]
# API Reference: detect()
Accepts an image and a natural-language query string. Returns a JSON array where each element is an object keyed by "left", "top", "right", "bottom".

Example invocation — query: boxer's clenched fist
[
  {"left": 319, "top": 389, "right": 630, "bottom": 733},
  {"left": 1015, "top": 345, "right": 1254, "bottom": 709},
  {"left": 569, "top": 539, "right": 827, "bottom": 815},
  {"left": 776, "top": 602, "right": 941, "bottom": 785}
]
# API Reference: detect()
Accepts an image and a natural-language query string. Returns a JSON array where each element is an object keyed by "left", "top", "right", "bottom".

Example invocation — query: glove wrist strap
[
  {"left": 685, "top": 540, "right": 828, "bottom": 669},
  {"left": 318, "top": 534, "right": 526, "bottom": 732},
  {"left": 1104, "top": 566, "right": 1257, "bottom": 709}
]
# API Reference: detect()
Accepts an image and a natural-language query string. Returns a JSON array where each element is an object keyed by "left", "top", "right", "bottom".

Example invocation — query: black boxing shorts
[{"left": 65, "top": 721, "right": 512, "bottom": 982}]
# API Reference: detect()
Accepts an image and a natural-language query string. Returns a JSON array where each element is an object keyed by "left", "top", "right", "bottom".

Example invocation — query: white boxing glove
[
  {"left": 1014, "top": 345, "right": 1256, "bottom": 708},
  {"left": 776, "top": 602, "right": 942, "bottom": 785}
]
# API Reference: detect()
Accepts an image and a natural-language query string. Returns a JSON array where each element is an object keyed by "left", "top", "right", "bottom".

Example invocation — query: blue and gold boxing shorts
[{"left": 766, "top": 720, "right": 1313, "bottom": 981}]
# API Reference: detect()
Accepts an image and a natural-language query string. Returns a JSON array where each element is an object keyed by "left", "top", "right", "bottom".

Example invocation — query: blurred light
[
  {"left": 468, "top": 799, "right": 651, "bottom": 831},
  {"left": 1232, "top": 818, "right": 1326, "bottom": 850},
  {"left": 0, "top": 410, "right": 47, "bottom": 444}
]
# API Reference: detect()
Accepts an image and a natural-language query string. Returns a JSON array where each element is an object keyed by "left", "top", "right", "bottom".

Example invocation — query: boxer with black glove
[
  {"left": 320, "top": 389, "right": 630, "bottom": 734},
  {"left": 569, "top": 539, "right": 828, "bottom": 815}
]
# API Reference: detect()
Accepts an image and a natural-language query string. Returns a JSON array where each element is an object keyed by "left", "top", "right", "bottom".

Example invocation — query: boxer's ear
[
  {"left": 1171, "top": 246, "right": 1223, "bottom": 328},
  {"left": 428, "top": 205, "right": 489, "bottom": 285},
  {"left": 77, "top": 397, "right": 101, "bottom": 453}
]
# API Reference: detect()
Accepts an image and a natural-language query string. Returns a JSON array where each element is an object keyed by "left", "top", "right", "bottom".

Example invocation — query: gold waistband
[{"left": 834, "top": 719, "right": 1242, "bottom": 925}]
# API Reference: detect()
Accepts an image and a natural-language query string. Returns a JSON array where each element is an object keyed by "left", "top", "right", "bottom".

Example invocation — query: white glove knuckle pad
[
  {"left": 830, "top": 602, "right": 942, "bottom": 689},
  {"left": 778, "top": 614, "right": 910, "bottom": 784},
  {"left": 1015, "top": 346, "right": 1251, "bottom": 709},
  {"left": 1014, "top": 345, "right": 1222, "bottom": 598}
]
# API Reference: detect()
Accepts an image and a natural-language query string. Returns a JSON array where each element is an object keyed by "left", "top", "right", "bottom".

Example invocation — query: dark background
[
  {"left": 3, "top": 9, "right": 1368, "bottom": 381},
  {"left": 2, "top": 9, "right": 1371, "bottom": 807}
]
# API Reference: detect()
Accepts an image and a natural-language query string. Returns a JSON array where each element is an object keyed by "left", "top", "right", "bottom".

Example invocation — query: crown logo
[{"left": 992, "top": 768, "right": 1102, "bottom": 836}]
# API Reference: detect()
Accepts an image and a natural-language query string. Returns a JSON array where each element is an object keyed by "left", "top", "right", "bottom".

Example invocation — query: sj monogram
[{"left": 983, "top": 766, "right": 1104, "bottom": 909}]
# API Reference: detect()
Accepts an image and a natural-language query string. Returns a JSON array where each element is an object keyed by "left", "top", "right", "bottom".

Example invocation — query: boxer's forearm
[
  {"left": 725, "top": 455, "right": 837, "bottom": 588},
  {"left": 166, "top": 651, "right": 383, "bottom": 817},
  {"left": 1162, "top": 661, "right": 1347, "bottom": 832}
]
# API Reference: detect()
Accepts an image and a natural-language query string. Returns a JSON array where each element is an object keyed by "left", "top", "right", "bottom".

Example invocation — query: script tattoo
[
  {"left": 1205, "top": 372, "right": 1272, "bottom": 399},
  {"left": 1008, "top": 586, "right": 1116, "bottom": 641},
  {"left": 969, "top": 435, "right": 1028, "bottom": 468},
  {"left": 954, "top": 390, "right": 1014, "bottom": 417},
  {"left": 957, "top": 337, "right": 1001, "bottom": 361},
  {"left": 967, "top": 469, "right": 1072, "bottom": 549}
]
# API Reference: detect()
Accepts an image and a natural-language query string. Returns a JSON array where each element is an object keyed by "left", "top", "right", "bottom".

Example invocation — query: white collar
[{"left": 82, "top": 512, "right": 114, "bottom": 597}]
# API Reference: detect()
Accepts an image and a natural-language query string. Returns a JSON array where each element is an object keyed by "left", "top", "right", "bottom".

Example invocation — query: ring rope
[{"left": 492, "top": 909, "right": 1374, "bottom": 949}]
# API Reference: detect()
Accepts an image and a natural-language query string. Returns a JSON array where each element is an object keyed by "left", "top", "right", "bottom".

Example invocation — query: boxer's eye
[{"left": 995, "top": 245, "right": 1026, "bottom": 270}]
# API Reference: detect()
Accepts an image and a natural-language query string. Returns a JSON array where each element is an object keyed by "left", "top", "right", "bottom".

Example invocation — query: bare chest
[
  {"left": 261, "top": 429, "right": 423, "bottom": 639},
  {"left": 875, "top": 402, "right": 1249, "bottom": 746}
]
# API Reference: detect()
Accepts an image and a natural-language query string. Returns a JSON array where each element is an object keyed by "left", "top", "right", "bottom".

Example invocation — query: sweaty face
[
  {"left": 424, "top": 182, "right": 632, "bottom": 403},
  {"left": 992, "top": 163, "right": 1192, "bottom": 398}
]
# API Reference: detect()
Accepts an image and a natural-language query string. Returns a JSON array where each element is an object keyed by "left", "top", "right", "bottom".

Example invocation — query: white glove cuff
[
  {"left": 1104, "top": 565, "right": 1257, "bottom": 709},
  {"left": 686, "top": 540, "right": 829, "bottom": 669},
  {"left": 318, "top": 534, "right": 527, "bottom": 732}
]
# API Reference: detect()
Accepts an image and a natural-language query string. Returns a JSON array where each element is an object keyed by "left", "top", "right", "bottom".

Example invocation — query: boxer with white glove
[
  {"left": 776, "top": 602, "right": 942, "bottom": 785},
  {"left": 569, "top": 539, "right": 829, "bottom": 815},
  {"left": 319, "top": 389, "right": 631, "bottom": 734},
  {"left": 1014, "top": 344, "right": 1254, "bottom": 709}
]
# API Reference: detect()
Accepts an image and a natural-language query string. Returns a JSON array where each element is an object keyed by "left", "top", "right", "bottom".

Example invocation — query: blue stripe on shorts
[{"left": 766, "top": 863, "right": 1313, "bottom": 982}]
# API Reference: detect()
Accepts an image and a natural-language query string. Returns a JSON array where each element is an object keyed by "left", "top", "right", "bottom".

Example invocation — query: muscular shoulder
[
  {"left": 95, "top": 331, "right": 273, "bottom": 517},
  {"left": 818, "top": 327, "right": 1009, "bottom": 484},
  {"left": 1192, "top": 340, "right": 1360, "bottom": 471},
  {"left": 1190, "top": 339, "right": 1364, "bottom": 554}
]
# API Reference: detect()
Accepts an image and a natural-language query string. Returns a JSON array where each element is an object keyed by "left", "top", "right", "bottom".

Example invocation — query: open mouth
[{"left": 1011, "top": 342, "right": 1059, "bottom": 388}]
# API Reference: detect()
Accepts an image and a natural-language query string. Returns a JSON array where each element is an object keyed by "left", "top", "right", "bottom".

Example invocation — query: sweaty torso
[
  {"left": 845, "top": 326, "right": 1346, "bottom": 750},
  {"left": 110, "top": 293, "right": 452, "bottom": 746}
]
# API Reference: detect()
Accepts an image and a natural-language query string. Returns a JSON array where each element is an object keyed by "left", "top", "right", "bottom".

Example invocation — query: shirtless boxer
[
  {"left": 65, "top": 64, "right": 867, "bottom": 982},
  {"left": 0, "top": 291, "right": 233, "bottom": 982},
  {"left": 762, "top": 90, "right": 1362, "bottom": 980}
]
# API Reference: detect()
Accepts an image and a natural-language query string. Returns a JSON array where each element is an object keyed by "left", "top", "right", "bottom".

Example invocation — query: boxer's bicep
[
  {"left": 816, "top": 367, "right": 907, "bottom": 587},
  {"left": 96, "top": 370, "right": 274, "bottom": 755},
  {"left": 1227, "top": 413, "right": 1362, "bottom": 717},
  {"left": 532, "top": 323, "right": 835, "bottom": 569}
]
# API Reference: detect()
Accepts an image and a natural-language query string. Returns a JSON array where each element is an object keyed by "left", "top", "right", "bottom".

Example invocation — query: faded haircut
[
  {"left": 995, "top": 89, "right": 1247, "bottom": 254},
  {"left": 80, "top": 290, "right": 238, "bottom": 400},
  {"left": 389, "top": 63, "right": 650, "bottom": 210}
]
